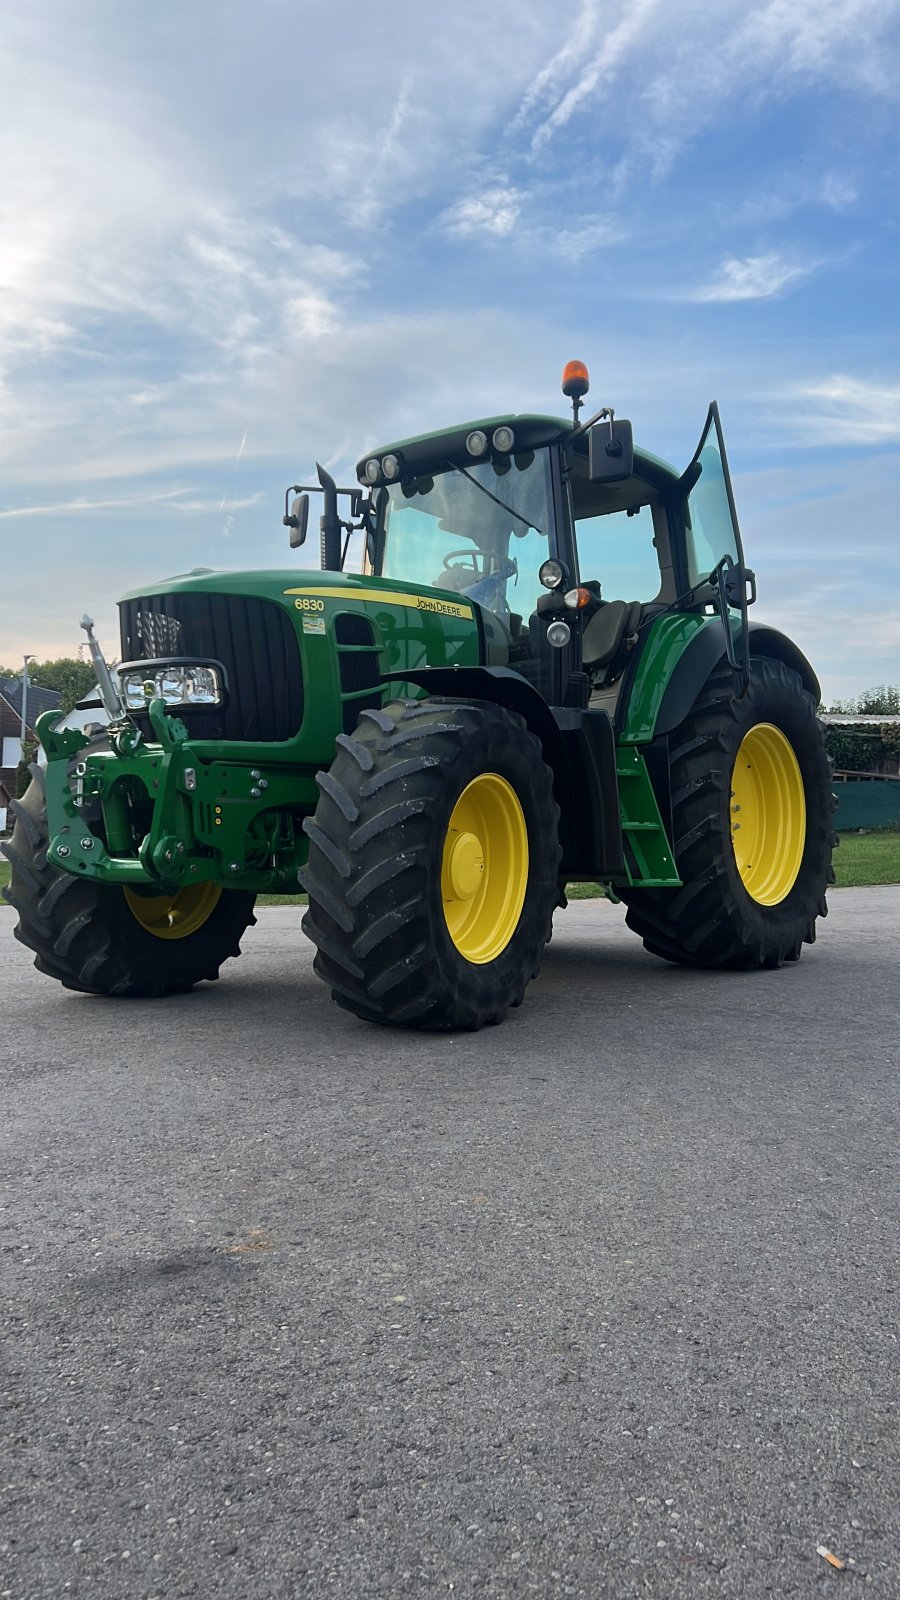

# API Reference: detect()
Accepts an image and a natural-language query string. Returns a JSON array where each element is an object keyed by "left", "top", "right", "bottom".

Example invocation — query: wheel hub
[
  {"left": 445, "top": 831, "right": 485, "bottom": 900},
  {"left": 440, "top": 773, "right": 529, "bottom": 964},
  {"left": 123, "top": 881, "right": 222, "bottom": 940},
  {"left": 730, "top": 723, "right": 806, "bottom": 906}
]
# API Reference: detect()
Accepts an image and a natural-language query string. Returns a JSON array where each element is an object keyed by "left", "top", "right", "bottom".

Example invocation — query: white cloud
[
  {"left": 790, "top": 376, "right": 900, "bottom": 444},
  {"left": 527, "top": 0, "right": 661, "bottom": 153},
  {"left": 0, "top": 489, "right": 263, "bottom": 520},
  {"left": 513, "top": 2, "right": 604, "bottom": 130},
  {"left": 691, "top": 254, "right": 816, "bottom": 302},
  {"left": 440, "top": 187, "right": 523, "bottom": 240},
  {"left": 728, "top": 168, "right": 859, "bottom": 227},
  {"left": 514, "top": 0, "right": 900, "bottom": 171},
  {"left": 553, "top": 217, "right": 626, "bottom": 261}
]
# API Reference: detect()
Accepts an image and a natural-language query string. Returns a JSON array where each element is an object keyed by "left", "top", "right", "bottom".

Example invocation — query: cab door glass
[{"left": 684, "top": 404, "right": 744, "bottom": 588}]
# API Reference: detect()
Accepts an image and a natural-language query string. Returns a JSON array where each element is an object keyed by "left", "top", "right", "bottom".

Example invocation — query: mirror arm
[
  {"left": 709, "top": 556, "right": 751, "bottom": 696},
  {"left": 570, "top": 404, "right": 615, "bottom": 444}
]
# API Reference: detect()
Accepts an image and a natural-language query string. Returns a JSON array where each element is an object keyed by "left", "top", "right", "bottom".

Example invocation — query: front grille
[{"left": 119, "top": 592, "right": 303, "bottom": 742}]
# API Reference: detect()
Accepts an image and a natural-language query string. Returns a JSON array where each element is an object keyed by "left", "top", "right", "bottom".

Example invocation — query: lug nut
[{"left": 250, "top": 786, "right": 261, "bottom": 798}]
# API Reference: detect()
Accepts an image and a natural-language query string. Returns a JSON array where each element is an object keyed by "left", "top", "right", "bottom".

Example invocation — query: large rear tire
[
  {"left": 620, "top": 658, "right": 835, "bottom": 968},
  {"left": 299, "top": 699, "right": 561, "bottom": 1030},
  {"left": 2, "top": 766, "right": 257, "bottom": 996}
]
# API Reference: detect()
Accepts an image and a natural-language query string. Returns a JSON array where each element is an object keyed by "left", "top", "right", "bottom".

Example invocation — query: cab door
[{"left": 679, "top": 402, "right": 754, "bottom": 690}]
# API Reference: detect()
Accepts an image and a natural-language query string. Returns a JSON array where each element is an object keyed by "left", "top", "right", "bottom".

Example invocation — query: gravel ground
[{"left": 2, "top": 888, "right": 899, "bottom": 1599}]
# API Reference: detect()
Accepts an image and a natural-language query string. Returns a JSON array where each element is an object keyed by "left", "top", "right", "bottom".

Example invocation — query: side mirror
[
  {"left": 589, "top": 419, "right": 633, "bottom": 482},
  {"left": 284, "top": 493, "right": 309, "bottom": 548}
]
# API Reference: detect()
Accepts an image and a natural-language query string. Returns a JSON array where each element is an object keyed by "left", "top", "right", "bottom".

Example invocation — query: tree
[{"left": 828, "top": 684, "right": 900, "bottom": 715}]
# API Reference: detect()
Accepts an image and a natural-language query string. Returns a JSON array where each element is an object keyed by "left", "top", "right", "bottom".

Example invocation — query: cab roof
[{"left": 356, "top": 412, "right": 680, "bottom": 493}]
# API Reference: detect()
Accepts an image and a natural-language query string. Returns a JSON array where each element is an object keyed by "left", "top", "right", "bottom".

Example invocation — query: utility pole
[{"left": 20, "top": 655, "right": 36, "bottom": 757}]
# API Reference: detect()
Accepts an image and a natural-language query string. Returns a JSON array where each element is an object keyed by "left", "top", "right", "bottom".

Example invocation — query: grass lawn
[
  {"left": 831, "top": 828, "right": 900, "bottom": 888},
  {"left": 1, "top": 830, "right": 898, "bottom": 903}
]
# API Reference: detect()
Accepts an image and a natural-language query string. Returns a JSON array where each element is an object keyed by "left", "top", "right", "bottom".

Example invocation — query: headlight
[
  {"left": 381, "top": 453, "right": 399, "bottom": 480},
  {"left": 539, "top": 559, "right": 565, "bottom": 589},
  {"left": 466, "top": 430, "right": 488, "bottom": 457},
  {"left": 119, "top": 659, "right": 226, "bottom": 711},
  {"left": 492, "top": 425, "right": 515, "bottom": 453},
  {"left": 364, "top": 458, "right": 381, "bottom": 483}
]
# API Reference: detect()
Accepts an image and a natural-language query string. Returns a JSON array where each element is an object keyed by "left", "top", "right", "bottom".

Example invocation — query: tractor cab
[{"left": 355, "top": 364, "right": 753, "bottom": 710}]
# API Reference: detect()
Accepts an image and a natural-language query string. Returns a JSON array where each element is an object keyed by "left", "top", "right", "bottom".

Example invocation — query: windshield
[{"left": 377, "top": 452, "right": 554, "bottom": 629}]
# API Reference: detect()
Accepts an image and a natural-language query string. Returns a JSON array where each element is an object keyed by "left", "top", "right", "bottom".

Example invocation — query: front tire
[
  {"left": 620, "top": 658, "right": 835, "bottom": 968},
  {"left": 299, "top": 699, "right": 561, "bottom": 1030},
  {"left": 2, "top": 766, "right": 257, "bottom": 996}
]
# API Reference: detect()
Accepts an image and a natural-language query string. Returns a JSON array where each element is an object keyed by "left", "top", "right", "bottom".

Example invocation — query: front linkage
[{"left": 36, "top": 701, "right": 310, "bottom": 897}]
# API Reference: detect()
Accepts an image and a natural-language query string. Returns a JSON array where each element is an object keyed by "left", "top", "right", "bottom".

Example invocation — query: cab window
[
  {"left": 574, "top": 502, "right": 661, "bottom": 603},
  {"left": 566, "top": 446, "right": 662, "bottom": 603}
]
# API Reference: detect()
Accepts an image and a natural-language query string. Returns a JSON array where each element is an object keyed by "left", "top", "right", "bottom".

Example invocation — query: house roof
[
  {"left": 821, "top": 714, "right": 900, "bottom": 726},
  {"left": 0, "top": 677, "right": 63, "bottom": 729}
]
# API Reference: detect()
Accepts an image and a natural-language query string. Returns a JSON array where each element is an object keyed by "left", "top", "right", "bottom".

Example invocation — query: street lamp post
[{"left": 21, "top": 655, "right": 36, "bottom": 758}]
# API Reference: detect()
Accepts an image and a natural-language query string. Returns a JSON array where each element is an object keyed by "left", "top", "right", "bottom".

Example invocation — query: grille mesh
[{"left": 119, "top": 592, "right": 303, "bottom": 742}]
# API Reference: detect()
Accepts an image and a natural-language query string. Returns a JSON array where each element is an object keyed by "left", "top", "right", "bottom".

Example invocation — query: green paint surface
[{"left": 618, "top": 614, "right": 711, "bottom": 743}]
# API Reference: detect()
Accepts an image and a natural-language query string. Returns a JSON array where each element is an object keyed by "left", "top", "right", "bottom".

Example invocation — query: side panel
[{"left": 285, "top": 581, "right": 481, "bottom": 759}]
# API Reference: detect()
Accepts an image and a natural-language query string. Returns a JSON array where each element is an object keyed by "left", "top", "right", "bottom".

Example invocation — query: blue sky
[{"left": 1, "top": 0, "right": 899, "bottom": 703}]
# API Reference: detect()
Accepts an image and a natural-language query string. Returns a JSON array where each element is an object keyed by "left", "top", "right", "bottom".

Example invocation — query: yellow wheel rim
[
  {"left": 730, "top": 723, "right": 806, "bottom": 906},
  {"left": 441, "top": 773, "right": 529, "bottom": 964},
  {"left": 123, "top": 882, "right": 222, "bottom": 940}
]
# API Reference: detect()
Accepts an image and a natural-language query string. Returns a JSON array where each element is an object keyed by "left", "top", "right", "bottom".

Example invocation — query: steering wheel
[{"left": 442, "top": 549, "right": 481, "bottom": 572}]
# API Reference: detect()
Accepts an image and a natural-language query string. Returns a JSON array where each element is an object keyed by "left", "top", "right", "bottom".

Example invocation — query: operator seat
[{"left": 582, "top": 599, "right": 642, "bottom": 673}]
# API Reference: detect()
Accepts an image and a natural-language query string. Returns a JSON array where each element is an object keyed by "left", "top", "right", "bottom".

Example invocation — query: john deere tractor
[{"left": 3, "top": 362, "right": 834, "bottom": 1029}]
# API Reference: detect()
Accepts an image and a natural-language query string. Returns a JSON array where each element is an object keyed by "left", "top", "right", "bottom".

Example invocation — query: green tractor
[{"left": 3, "top": 362, "right": 834, "bottom": 1029}]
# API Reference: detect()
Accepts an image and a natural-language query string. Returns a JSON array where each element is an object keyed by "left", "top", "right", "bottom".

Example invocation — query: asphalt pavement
[{"left": 2, "top": 888, "right": 899, "bottom": 1599}]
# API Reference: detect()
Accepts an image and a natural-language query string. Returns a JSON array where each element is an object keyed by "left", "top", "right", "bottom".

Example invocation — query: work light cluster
[{"left": 361, "top": 426, "right": 517, "bottom": 487}]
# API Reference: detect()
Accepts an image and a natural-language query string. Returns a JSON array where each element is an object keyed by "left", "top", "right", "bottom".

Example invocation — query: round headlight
[
  {"left": 539, "top": 558, "right": 565, "bottom": 590},
  {"left": 466, "top": 430, "right": 488, "bottom": 457},
  {"left": 364, "top": 458, "right": 380, "bottom": 484},
  {"left": 382, "top": 454, "right": 399, "bottom": 481},
  {"left": 492, "top": 425, "right": 515, "bottom": 454},
  {"left": 547, "top": 621, "right": 572, "bottom": 648}
]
